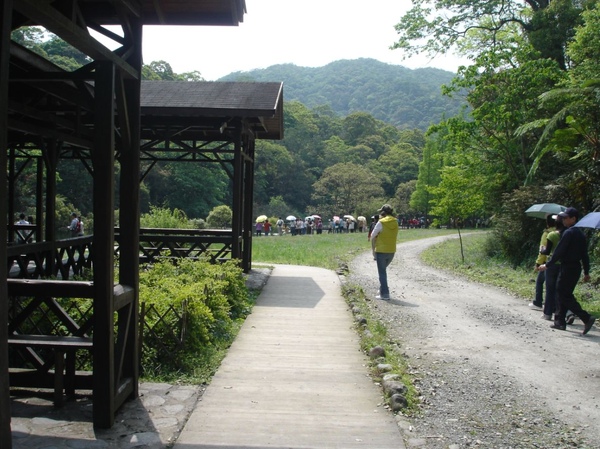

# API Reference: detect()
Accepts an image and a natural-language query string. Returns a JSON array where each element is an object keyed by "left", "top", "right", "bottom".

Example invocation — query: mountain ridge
[{"left": 218, "top": 58, "right": 464, "bottom": 129}]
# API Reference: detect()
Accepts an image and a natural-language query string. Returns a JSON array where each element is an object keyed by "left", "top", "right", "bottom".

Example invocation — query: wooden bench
[{"left": 8, "top": 334, "right": 93, "bottom": 407}]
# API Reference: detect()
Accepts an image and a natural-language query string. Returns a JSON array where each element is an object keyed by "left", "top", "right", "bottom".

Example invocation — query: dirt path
[{"left": 348, "top": 234, "right": 600, "bottom": 449}]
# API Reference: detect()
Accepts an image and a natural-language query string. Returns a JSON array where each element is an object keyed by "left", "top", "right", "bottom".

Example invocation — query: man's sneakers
[
  {"left": 529, "top": 302, "right": 542, "bottom": 310},
  {"left": 541, "top": 314, "right": 552, "bottom": 321},
  {"left": 375, "top": 294, "right": 390, "bottom": 301},
  {"left": 582, "top": 317, "right": 596, "bottom": 335},
  {"left": 550, "top": 323, "right": 566, "bottom": 331},
  {"left": 566, "top": 312, "right": 576, "bottom": 325}
]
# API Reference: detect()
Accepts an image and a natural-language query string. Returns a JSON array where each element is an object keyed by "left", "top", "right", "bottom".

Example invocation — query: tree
[
  {"left": 520, "top": 4, "right": 600, "bottom": 209},
  {"left": 411, "top": 131, "right": 446, "bottom": 217},
  {"left": 394, "top": 180, "right": 417, "bottom": 216},
  {"left": 371, "top": 143, "right": 420, "bottom": 197},
  {"left": 342, "top": 112, "right": 379, "bottom": 146},
  {"left": 391, "top": 0, "right": 585, "bottom": 70},
  {"left": 429, "top": 165, "right": 485, "bottom": 263},
  {"left": 311, "top": 163, "right": 384, "bottom": 217},
  {"left": 145, "top": 60, "right": 177, "bottom": 80}
]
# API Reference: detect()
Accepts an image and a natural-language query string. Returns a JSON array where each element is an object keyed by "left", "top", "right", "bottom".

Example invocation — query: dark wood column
[
  {"left": 231, "top": 126, "right": 243, "bottom": 262},
  {"left": 1, "top": 0, "right": 14, "bottom": 446},
  {"left": 118, "top": 19, "right": 142, "bottom": 401},
  {"left": 242, "top": 131, "right": 255, "bottom": 272},
  {"left": 92, "top": 61, "right": 116, "bottom": 429}
]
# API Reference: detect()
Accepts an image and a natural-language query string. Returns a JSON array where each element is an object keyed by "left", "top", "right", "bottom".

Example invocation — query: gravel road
[{"left": 348, "top": 234, "right": 600, "bottom": 449}]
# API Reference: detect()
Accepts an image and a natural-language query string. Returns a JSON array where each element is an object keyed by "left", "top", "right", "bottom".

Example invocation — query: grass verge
[{"left": 420, "top": 232, "right": 600, "bottom": 316}]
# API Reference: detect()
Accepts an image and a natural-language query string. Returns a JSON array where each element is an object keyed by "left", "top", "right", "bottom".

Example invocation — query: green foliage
[
  {"left": 140, "top": 205, "right": 194, "bottom": 229},
  {"left": 429, "top": 165, "right": 485, "bottom": 225},
  {"left": 311, "top": 162, "right": 384, "bottom": 218},
  {"left": 206, "top": 205, "right": 233, "bottom": 228},
  {"left": 139, "top": 258, "right": 249, "bottom": 380},
  {"left": 491, "top": 185, "right": 571, "bottom": 267},
  {"left": 221, "top": 59, "right": 463, "bottom": 130}
]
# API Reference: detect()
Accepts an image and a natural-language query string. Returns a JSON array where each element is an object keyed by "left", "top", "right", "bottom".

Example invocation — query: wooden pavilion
[{"left": 0, "top": 1, "right": 283, "bottom": 447}]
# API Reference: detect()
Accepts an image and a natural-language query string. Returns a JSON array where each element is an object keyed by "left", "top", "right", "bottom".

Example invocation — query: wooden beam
[
  {"left": 14, "top": 0, "right": 139, "bottom": 79},
  {"left": 7, "top": 279, "right": 94, "bottom": 298}
]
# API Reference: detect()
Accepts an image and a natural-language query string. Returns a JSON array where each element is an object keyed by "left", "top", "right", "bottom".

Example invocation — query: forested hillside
[{"left": 220, "top": 58, "right": 464, "bottom": 130}]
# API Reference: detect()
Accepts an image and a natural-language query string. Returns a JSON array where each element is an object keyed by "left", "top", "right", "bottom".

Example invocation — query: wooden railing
[
  {"left": 7, "top": 228, "right": 239, "bottom": 280},
  {"left": 7, "top": 236, "right": 93, "bottom": 279},
  {"left": 115, "top": 227, "right": 238, "bottom": 265}
]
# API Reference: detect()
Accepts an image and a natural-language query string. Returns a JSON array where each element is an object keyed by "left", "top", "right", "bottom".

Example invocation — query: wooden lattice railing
[{"left": 7, "top": 236, "right": 93, "bottom": 279}]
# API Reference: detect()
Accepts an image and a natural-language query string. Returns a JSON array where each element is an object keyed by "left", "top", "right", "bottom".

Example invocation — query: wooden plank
[
  {"left": 7, "top": 279, "right": 94, "bottom": 298},
  {"left": 8, "top": 335, "right": 93, "bottom": 348}
]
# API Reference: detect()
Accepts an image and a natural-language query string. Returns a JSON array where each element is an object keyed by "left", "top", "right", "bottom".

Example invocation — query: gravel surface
[{"left": 348, "top": 234, "right": 600, "bottom": 449}]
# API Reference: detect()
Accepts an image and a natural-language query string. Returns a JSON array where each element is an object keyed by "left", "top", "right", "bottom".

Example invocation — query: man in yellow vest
[{"left": 370, "top": 204, "right": 399, "bottom": 300}]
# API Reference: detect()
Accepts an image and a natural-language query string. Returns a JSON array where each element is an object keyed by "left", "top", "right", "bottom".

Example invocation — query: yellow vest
[{"left": 375, "top": 216, "right": 399, "bottom": 253}]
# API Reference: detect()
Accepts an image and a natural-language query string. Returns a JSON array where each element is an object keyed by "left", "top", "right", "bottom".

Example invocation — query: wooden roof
[
  {"left": 141, "top": 81, "right": 284, "bottom": 140},
  {"left": 13, "top": 0, "right": 246, "bottom": 27}
]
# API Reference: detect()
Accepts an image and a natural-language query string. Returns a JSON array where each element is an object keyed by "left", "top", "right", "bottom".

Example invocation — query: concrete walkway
[{"left": 174, "top": 264, "right": 406, "bottom": 449}]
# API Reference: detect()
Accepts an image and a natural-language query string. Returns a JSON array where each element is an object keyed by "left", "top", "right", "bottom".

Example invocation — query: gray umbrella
[{"left": 524, "top": 203, "right": 566, "bottom": 219}]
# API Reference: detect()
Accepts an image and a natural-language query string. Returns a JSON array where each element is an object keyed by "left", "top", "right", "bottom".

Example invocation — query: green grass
[
  {"left": 421, "top": 231, "right": 600, "bottom": 316},
  {"left": 251, "top": 228, "right": 458, "bottom": 270}
]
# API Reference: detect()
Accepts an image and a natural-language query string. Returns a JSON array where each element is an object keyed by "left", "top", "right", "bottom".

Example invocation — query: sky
[{"left": 138, "top": 0, "right": 468, "bottom": 80}]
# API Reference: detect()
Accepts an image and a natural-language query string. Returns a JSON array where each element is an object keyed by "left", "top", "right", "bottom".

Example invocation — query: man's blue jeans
[{"left": 376, "top": 252, "right": 395, "bottom": 296}]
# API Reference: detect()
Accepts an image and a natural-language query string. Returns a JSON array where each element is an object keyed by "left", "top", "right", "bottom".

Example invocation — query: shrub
[
  {"left": 139, "top": 257, "right": 250, "bottom": 379},
  {"left": 140, "top": 205, "right": 194, "bottom": 229}
]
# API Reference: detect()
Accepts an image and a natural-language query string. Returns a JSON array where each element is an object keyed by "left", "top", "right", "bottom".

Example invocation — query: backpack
[{"left": 75, "top": 219, "right": 82, "bottom": 234}]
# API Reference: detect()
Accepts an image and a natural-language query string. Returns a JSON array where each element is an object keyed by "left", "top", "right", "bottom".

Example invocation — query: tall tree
[
  {"left": 391, "top": 0, "right": 587, "bottom": 70},
  {"left": 311, "top": 163, "right": 384, "bottom": 217}
]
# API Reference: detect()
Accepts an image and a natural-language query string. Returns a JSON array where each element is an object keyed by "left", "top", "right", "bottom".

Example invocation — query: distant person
[
  {"left": 530, "top": 214, "right": 556, "bottom": 310},
  {"left": 538, "top": 207, "right": 595, "bottom": 334},
  {"left": 276, "top": 217, "right": 284, "bottom": 236},
  {"left": 67, "top": 212, "right": 84, "bottom": 237},
  {"left": 367, "top": 215, "right": 379, "bottom": 241},
  {"left": 15, "top": 213, "right": 29, "bottom": 244},
  {"left": 263, "top": 220, "right": 271, "bottom": 236},
  {"left": 370, "top": 204, "right": 399, "bottom": 300},
  {"left": 16, "top": 213, "right": 28, "bottom": 225},
  {"left": 255, "top": 221, "right": 263, "bottom": 237}
]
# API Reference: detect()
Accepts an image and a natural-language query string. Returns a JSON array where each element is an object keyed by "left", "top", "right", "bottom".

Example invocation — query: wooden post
[
  {"left": 1, "top": 0, "right": 14, "bottom": 446},
  {"left": 92, "top": 61, "right": 116, "bottom": 428},
  {"left": 231, "top": 126, "right": 243, "bottom": 262},
  {"left": 118, "top": 19, "right": 142, "bottom": 400},
  {"left": 242, "top": 130, "right": 255, "bottom": 272},
  {"left": 44, "top": 140, "right": 59, "bottom": 275}
]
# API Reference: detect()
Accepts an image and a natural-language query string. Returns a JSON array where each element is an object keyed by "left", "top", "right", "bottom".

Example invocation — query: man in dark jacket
[{"left": 539, "top": 207, "right": 595, "bottom": 335}]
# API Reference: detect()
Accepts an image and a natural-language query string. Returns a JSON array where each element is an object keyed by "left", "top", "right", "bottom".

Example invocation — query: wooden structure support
[{"left": 1, "top": 1, "right": 260, "bottom": 446}]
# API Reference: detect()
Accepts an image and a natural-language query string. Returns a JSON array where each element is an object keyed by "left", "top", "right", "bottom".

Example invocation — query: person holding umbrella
[
  {"left": 370, "top": 204, "right": 399, "bottom": 300},
  {"left": 530, "top": 214, "right": 556, "bottom": 310},
  {"left": 538, "top": 207, "right": 596, "bottom": 335}
]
